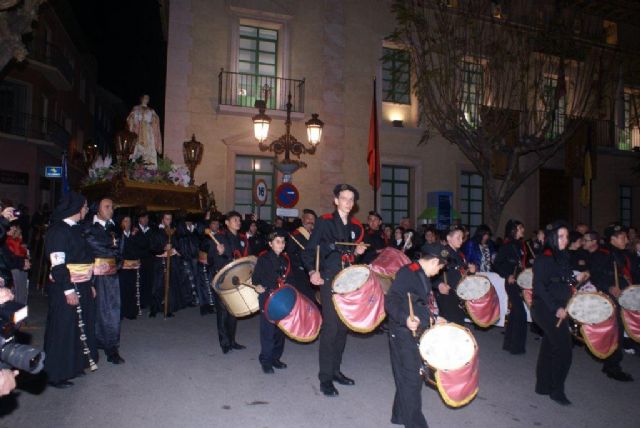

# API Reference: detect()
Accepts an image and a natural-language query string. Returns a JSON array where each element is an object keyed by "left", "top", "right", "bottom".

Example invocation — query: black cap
[
  {"left": 368, "top": 210, "right": 382, "bottom": 221},
  {"left": 52, "top": 192, "right": 86, "bottom": 222},
  {"left": 333, "top": 184, "right": 359, "bottom": 201},
  {"left": 604, "top": 223, "right": 628, "bottom": 241},
  {"left": 267, "top": 228, "right": 287, "bottom": 242}
]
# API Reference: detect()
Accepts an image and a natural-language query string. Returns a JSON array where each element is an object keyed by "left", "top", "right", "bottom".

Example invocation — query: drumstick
[
  {"left": 526, "top": 242, "right": 535, "bottom": 260},
  {"left": 205, "top": 228, "right": 222, "bottom": 246},
  {"left": 408, "top": 292, "right": 416, "bottom": 338},
  {"left": 315, "top": 245, "right": 320, "bottom": 273},
  {"left": 613, "top": 262, "right": 620, "bottom": 290},
  {"left": 555, "top": 317, "right": 563, "bottom": 328},
  {"left": 334, "top": 242, "right": 371, "bottom": 247},
  {"left": 231, "top": 275, "right": 259, "bottom": 291},
  {"left": 288, "top": 233, "right": 305, "bottom": 250}
]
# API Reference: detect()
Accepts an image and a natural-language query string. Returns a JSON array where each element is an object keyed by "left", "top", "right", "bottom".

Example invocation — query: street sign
[
  {"left": 276, "top": 208, "right": 299, "bottom": 218},
  {"left": 253, "top": 179, "right": 268, "bottom": 205},
  {"left": 45, "top": 166, "right": 62, "bottom": 178},
  {"left": 275, "top": 183, "right": 299, "bottom": 208}
]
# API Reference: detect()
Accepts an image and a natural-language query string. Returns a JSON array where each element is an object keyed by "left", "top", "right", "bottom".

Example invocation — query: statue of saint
[{"left": 126, "top": 94, "right": 162, "bottom": 168}]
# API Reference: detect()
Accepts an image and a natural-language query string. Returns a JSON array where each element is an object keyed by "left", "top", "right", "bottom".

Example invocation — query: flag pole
[{"left": 373, "top": 77, "right": 378, "bottom": 213}]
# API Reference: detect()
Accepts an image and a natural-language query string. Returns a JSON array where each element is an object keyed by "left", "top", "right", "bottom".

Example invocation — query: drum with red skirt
[
  {"left": 331, "top": 265, "right": 386, "bottom": 333},
  {"left": 456, "top": 275, "right": 500, "bottom": 327},
  {"left": 619, "top": 285, "right": 640, "bottom": 343},
  {"left": 516, "top": 268, "right": 533, "bottom": 308},
  {"left": 566, "top": 291, "right": 618, "bottom": 359},
  {"left": 263, "top": 284, "right": 322, "bottom": 343},
  {"left": 419, "top": 323, "right": 479, "bottom": 408},
  {"left": 369, "top": 247, "right": 411, "bottom": 294}
]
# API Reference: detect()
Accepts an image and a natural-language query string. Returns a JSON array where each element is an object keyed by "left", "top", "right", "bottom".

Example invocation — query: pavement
[{"left": 1, "top": 292, "right": 639, "bottom": 428}]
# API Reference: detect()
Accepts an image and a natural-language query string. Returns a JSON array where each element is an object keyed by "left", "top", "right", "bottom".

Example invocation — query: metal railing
[
  {"left": 218, "top": 69, "right": 305, "bottom": 113},
  {"left": 0, "top": 111, "right": 70, "bottom": 149},
  {"left": 27, "top": 42, "right": 74, "bottom": 85}
]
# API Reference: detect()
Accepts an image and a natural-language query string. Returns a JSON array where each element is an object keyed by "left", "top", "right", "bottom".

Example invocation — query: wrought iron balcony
[
  {"left": 218, "top": 69, "right": 305, "bottom": 113},
  {"left": 0, "top": 111, "right": 70, "bottom": 150},
  {"left": 27, "top": 42, "right": 74, "bottom": 90}
]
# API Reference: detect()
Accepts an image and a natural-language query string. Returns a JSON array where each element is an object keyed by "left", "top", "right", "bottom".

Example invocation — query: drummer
[
  {"left": 212, "top": 211, "right": 249, "bottom": 354},
  {"left": 432, "top": 225, "right": 476, "bottom": 326},
  {"left": 361, "top": 211, "right": 387, "bottom": 264},
  {"left": 302, "top": 184, "right": 366, "bottom": 397},
  {"left": 493, "top": 219, "right": 527, "bottom": 354},
  {"left": 589, "top": 224, "right": 636, "bottom": 382},
  {"left": 385, "top": 253, "right": 445, "bottom": 428},
  {"left": 532, "top": 222, "right": 588, "bottom": 405},
  {"left": 252, "top": 229, "right": 290, "bottom": 374},
  {"left": 285, "top": 209, "right": 317, "bottom": 303}
]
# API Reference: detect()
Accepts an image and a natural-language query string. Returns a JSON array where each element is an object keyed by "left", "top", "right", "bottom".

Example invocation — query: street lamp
[
  {"left": 183, "top": 134, "right": 203, "bottom": 185},
  {"left": 252, "top": 90, "right": 323, "bottom": 175}
]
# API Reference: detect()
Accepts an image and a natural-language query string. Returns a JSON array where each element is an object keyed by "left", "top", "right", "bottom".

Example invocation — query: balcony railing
[
  {"left": 27, "top": 42, "right": 74, "bottom": 86},
  {"left": 0, "top": 111, "right": 70, "bottom": 150},
  {"left": 218, "top": 69, "right": 305, "bottom": 113}
]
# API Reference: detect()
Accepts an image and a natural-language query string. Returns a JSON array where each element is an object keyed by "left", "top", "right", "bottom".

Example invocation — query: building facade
[
  {"left": 163, "top": 0, "right": 639, "bottom": 233},
  {"left": 0, "top": 0, "right": 97, "bottom": 211}
]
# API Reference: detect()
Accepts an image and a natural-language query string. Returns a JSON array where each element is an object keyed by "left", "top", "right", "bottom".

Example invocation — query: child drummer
[
  {"left": 252, "top": 229, "right": 291, "bottom": 374},
  {"left": 385, "top": 254, "right": 446, "bottom": 428}
]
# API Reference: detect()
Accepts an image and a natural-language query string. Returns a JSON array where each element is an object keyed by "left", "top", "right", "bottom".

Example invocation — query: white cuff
[{"left": 64, "top": 289, "right": 75, "bottom": 296}]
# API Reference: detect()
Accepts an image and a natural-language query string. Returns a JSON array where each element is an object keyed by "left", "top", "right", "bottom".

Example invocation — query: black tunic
[
  {"left": 285, "top": 227, "right": 316, "bottom": 303},
  {"left": 301, "top": 211, "right": 365, "bottom": 383},
  {"left": 149, "top": 226, "right": 184, "bottom": 313},
  {"left": 252, "top": 250, "right": 290, "bottom": 365},
  {"left": 44, "top": 220, "right": 98, "bottom": 383},
  {"left": 494, "top": 239, "right": 527, "bottom": 354},
  {"left": 361, "top": 227, "right": 387, "bottom": 264},
  {"left": 531, "top": 251, "right": 573, "bottom": 399},
  {"left": 118, "top": 230, "right": 147, "bottom": 319},
  {"left": 385, "top": 263, "right": 431, "bottom": 428},
  {"left": 432, "top": 244, "right": 467, "bottom": 325}
]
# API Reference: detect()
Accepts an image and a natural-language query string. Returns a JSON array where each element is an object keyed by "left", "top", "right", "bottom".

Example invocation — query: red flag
[{"left": 368, "top": 78, "right": 381, "bottom": 190}]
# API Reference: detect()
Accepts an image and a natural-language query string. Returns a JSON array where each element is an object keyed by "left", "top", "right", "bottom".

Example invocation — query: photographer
[
  {"left": 0, "top": 287, "right": 17, "bottom": 396},
  {"left": 0, "top": 204, "right": 21, "bottom": 288}
]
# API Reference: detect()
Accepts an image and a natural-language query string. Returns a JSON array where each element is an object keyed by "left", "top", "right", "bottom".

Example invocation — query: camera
[{"left": 0, "top": 301, "right": 45, "bottom": 374}]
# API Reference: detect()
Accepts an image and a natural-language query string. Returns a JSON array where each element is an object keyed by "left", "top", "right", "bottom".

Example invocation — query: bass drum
[
  {"left": 331, "top": 265, "right": 386, "bottom": 333},
  {"left": 457, "top": 275, "right": 500, "bottom": 328},
  {"left": 418, "top": 323, "right": 479, "bottom": 408},
  {"left": 619, "top": 285, "right": 640, "bottom": 343},
  {"left": 566, "top": 292, "right": 618, "bottom": 359}
]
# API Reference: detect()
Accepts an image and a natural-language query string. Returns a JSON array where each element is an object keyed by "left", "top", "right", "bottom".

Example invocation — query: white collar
[
  {"left": 138, "top": 224, "right": 149, "bottom": 232},
  {"left": 63, "top": 218, "right": 77, "bottom": 226},
  {"left": 124, "top": 230, "right": 131, "bottom": 237},
  {"left": 159, "top": 224, "right": 165, "bottom": 229},
  {"left": 93, "top": 215, "right": 113, "bottom": 228}
]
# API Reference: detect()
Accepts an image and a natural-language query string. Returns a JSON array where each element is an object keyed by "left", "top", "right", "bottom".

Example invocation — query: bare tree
[
  {"left": 0, "top": 0, "right": 45, "bottom": 71},
  {"left": 391, "top": 0, "right": 617, "bottom": 230}
]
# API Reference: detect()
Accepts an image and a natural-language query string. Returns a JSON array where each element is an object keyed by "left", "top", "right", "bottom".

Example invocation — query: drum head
[
  {"left": 419, "top": 324, "right": 476, "bottom": 371},
  {"left": 516, "top": 269, "right": 533, "bottom": 290},
  {"left": 212, "top": 256, "right": 257, "bottom": 291},
  {"left": 332, "top": 265, "right": 371, "bottom": 294},
  {"left": 264, "top": 286, "right": 297, "bottom": 322},
  {"left": 457, "top": 276, "right": 491, "bottom": 301},
  {"left": 567, "top": 292, "right": 614, "bottom": 325},
  {"left": 619, "top": 285, "right": 640, "bottom": 312}
]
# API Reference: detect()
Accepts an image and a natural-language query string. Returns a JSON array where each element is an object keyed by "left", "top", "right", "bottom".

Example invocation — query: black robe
[
  {"left": 118, "top": 230, "right": 147, "bottom": 319},
  {"left": 149, "top": 226, "right": 184, "bottom": 314},
  {"left": 44, "top": 220, "right": 98, "bottom": 383},
  {"left": 285, "top": 227, "right": 316, "bottom": 303}
]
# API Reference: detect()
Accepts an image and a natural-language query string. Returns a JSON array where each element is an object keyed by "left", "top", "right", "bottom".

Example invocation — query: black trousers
[
  {"left": 258, "top": 299, "right": 285, "bottom": 365},
  {"left": 118, "top": 268, "right": 139, "bottom": 319},
  {"left": 94, "top": 274, "right": 121, "bottom": 354},
  {"left": 318, "top": 278, "right": 349, "bottom": 383},
  {"left": 503, "top": 283, "right": 527, "bottom": 354},
  {"left": 388, "top": 329, "right": 429, "bottom": 428},
  {"left": 215, "top": 298, "right": 238, "bottom": 349},
  {"left": 180, "top": 258, "right": 197, "bottom": 305},
  {"left": 139, "top": 257, "right": 154, "bottom": 308},
  {"left": 197, "top": 263, "right": 216, "bottom": 307},
  {"left": 434, "top": 292, "right": 465, "bottom": 325},
  {"left": 532, "top": 304, "right": 572, "bottom": 399}
]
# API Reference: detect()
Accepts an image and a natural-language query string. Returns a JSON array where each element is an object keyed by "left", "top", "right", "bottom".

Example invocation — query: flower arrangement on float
[{"left": 82, "top": 155, "right": 191, "bottom": 187}]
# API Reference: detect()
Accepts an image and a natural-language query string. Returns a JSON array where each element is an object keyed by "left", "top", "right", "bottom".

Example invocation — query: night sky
[{"left": 66, "top": 0, "right": 166, "bottom": 121}]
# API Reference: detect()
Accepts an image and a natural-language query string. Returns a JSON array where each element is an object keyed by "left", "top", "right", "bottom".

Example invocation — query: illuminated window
[
  {"left": 237, "top": 25, "right": 278, "bottom": 109},
  {"left": 382, "top": 48, "right": 411, "bottom": 105},
  {"left": 460, "top": 172, "right": 483, "bottom": 231},
  {"left": 234, "top": 156, "right": 275, "bottom": 221},
  {"left": 462, "top": 60, "right": 483, "bottom": 127},
  {"left": 543, "top": 76, "right": 566, "bottom": 139},
  {"left": 381, "top": 165, "right": 411, "bottom": 226}
]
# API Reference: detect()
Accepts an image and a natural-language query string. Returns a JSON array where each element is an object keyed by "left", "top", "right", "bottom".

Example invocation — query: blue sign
[
  {"left": 275, "top": 183, "right": 299, "bottom": 208},
  {"left": 45, "top": 166, "right": 62, "bottom": 178}
]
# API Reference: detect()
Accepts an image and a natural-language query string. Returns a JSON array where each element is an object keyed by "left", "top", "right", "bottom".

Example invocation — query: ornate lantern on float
[
  {"left": 83, "top": 141, "right": 99, "bottom": 170},
  {"left": 183, "top": 134, "right": 203, "bottom": 185}
]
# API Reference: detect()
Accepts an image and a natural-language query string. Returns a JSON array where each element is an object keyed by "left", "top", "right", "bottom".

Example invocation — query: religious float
[{"left": 80, "top": 95, "right": 211, "bottom": 213}]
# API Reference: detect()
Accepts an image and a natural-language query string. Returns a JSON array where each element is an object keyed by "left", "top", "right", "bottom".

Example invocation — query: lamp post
[
  {"left": 114, "top": 128, "right": 137, "bottom": 178},
  {"left": 252, "top": 88, "right": 323, "bottom": 176},
  {"left": 183, "top": 134, "right": 203, "bottom": 185}
]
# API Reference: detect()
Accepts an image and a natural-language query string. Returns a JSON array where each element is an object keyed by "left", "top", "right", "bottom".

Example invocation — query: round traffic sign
[
  {"left": 275, "top": 183, "right": 299, "bottom": 208},
  {"left": 253, "top": 179, "right": 268, "bottom": 205}
]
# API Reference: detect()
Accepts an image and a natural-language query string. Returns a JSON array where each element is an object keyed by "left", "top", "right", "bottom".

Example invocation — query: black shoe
[
  {"left": 550, "top": 394, "right": 572, "bottom": 406},
  {"left": 48, "top": 380, "right": 74, "bottom": 389},
  {"left": 164, "top": 312, "right": 174, "bottom": 319},
  {"left": 333, "top": 372, "right": 355, "bottom": 386},
  {"left": 149, "top": 311, "right": 157, "bottom": 318},
  {"left": 231, "top": 343, "right": 246, "bottom": 350},
  {"left": 320, "top": 381, "right": 339, "bottom": 397},
  {"left": 272, "top": 360, "right": 287, "bottom": 369},
  {"left": 200, "top": 306, "right": 209, "bottom": 316},
  {"left": 261, "top": 364, "right": 274, "bottom": 374},
  {"left": 535, "top": 388, "right": 550, "bottom": 396},
  {"left": 222, "top": 346, "right": 231, "bottom": 354},
  {"left": 107, "top": 352, "right": 125, "bottom": 364},
  {"left": 603, "top": 368, "right": 634, "bottom": 382},
  {"left": 75, "top": 371, "right": 86, "bottom": 378}
]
